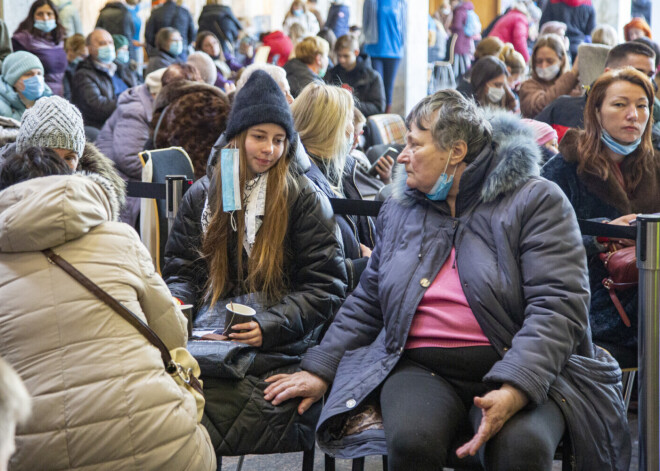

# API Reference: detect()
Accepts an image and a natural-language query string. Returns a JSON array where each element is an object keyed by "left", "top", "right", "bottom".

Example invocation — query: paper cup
[
  {"left": 224, "top": 303, "right": 256, "bottom": 334},
  {"left": 180, "top": 304, "right": 194, "bottom": 337}
]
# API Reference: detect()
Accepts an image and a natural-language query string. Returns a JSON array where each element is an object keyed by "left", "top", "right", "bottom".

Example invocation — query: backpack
[{"left": 463, "top": 9, "right": 481, "bottom": 37}]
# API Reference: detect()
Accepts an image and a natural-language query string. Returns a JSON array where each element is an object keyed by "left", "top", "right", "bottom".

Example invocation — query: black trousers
[{"left": 380, "top": 347, "right": 565, "bottom": 471}]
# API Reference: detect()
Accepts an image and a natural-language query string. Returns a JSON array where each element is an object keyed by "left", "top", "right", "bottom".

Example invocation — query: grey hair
[
  {"left": 406, "top": 89, "right": 492, "bottom": 163},
  {"left": 236, "top": 64, "right": 289, "bottom": 93},
  {"left": 0, "top": 356, "right": 31, "bottom": 459}
]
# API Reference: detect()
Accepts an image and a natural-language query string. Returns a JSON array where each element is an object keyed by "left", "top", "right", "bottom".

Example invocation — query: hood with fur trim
[
  {"left": 78, "top": 142, "right": 125, "bottom": 221},
  {"left": 0, "top": 173, "right": 118, "bottom": 252},
  {"left": 393, "top": 111, "right": 541, "bottom": 208}
]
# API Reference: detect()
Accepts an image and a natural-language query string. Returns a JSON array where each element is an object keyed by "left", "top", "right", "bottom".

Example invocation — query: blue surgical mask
[
  {"left": 600, "top": 128, "right": 641, "bottom": 156},
  {"left": 21, "top": 75, "right": 45, "bottom": 101},
  {"left": 169, "top": 40, "right": 183, "bottom": 57},
  {"left": 221, "top": 148, "right": 241, "bottom": 212},
  {"left": 34, "top": 19, "right": 56, "bottom": 33},
  {"left": 426, "top": 151, "right": 458, "bottom": 201},
  {"left": 116, "top": 49, "right": 130, "bottom": 64},
  {"left": 71, "top": 56, "right": 84, "bottom": 66},
  {"left": 293, "top": 9, "right": 304, "bottom": 17},
  {"left": 97, "top": 45, "right": 116, "bottom": 64}
]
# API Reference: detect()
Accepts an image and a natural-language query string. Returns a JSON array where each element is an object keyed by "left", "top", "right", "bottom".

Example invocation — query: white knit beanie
[
  {"left": 16, "top": 96, "right": 86, "bottom": 158},
  {"left": 187, "top": 51, "right": 218, "bottom": 85},
  {"left": 145, "top": 67, "right": 166, "bottom": 95}
]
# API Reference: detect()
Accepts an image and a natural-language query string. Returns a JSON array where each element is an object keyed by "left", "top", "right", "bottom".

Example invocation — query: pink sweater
[{"left": 405, "top": 248, "right": 491, "bottom": 349}]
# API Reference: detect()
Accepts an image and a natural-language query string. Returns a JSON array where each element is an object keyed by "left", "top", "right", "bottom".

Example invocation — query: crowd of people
[{"left": 0, "top": 0, "right": 656, "bottom": 470}]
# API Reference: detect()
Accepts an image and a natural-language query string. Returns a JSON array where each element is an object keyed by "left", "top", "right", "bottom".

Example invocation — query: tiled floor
[{"left": 218, "top": 411, "right": 639, "bottom": 471}]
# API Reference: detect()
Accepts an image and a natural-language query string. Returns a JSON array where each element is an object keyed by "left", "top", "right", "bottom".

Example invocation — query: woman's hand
[
  {"left": 607, "top": 213, "right": 637, "bottom": 247},
  {"left": 456, "top": 384, "right": 529, "bottom": 458},
  {"left": 228, "top": 321, "right": 262, "bottom": 347},
  {"left": 360, "top": 243, "right": 373, "bottom": 258},
  {"left": 224, "top": 82, "right": 237, "bottom": 94},
  {"left": 375, "top": 155, "right": 395, "bottom": 184},
  {"left": 264, "top": 371, "right": 329, "bottom": 415}
]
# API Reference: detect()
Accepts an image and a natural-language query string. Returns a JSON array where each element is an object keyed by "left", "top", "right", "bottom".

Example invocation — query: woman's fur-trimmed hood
[
  {"left": 78, "top": 142, "right": 125, "bottom": 221},
  {"left": 393, "top": 110, "right": 541, "bottom": 206}
]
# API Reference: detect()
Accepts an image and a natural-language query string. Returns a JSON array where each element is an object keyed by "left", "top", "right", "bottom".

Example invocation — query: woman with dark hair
[
  {"left": 195, "top": 30, "right": 247, "bottom": 90},
  {"left": 519, "top": 33, "right": 581, "bottom": 117},
  {"left": 12, "top": 0, "right": 68, "bottom": 97},
  {"left": 542, "top": 67, "right": 660, "bottom": 349},
  {"left": 457, "top": 56, "right": 516, "bottom": 111}
]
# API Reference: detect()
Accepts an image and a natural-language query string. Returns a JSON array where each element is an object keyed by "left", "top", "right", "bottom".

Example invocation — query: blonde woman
[
  {"left": 292, "top": 82, "right": 377, "bottom": 289},
  {"left": 499, "top": 42, "right": 526, "bottom": 93},
  {"left": 162, "top": 70, "right": 346, "bottom": 455}
]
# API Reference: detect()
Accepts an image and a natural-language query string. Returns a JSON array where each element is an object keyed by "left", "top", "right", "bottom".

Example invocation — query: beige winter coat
[
  {"left": 519, "top": 69, "right": 582, "bottom": 118},
  {"left": 0, "top": 174, "right": 215, "bottom": 471}
]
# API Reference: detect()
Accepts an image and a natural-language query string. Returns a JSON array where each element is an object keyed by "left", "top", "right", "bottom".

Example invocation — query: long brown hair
[
  {"left": 530, "top": 34, "right": 569, "bottom": 82},
  {"left": 18, "top": 0, "right": 65, "bottom": 44},
  {"left": 578, "top": 67, "right": 655, "bottom": 190},
  {"left": 202, "top": 130, "right": 296, "bottom": 307}
]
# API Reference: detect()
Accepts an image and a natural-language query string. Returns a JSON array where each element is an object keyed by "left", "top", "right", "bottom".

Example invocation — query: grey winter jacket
[
  {"left": 283, "top": 58, "right": 323, "bottom": 98},
  {"left": 301, "top": 113, "right": 631, "bottom": 470}
]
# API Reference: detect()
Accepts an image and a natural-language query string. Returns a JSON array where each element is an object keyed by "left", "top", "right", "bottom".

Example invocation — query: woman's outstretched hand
[
  {"left": 456, "top": 383, "right": 529, "bottom": 458},
  {"left": 264, "top": 371, "right": 329, "bottom": 415}
]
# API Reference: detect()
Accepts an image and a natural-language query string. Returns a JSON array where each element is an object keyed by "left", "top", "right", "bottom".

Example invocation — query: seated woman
[
  {"left": 0, "top": 51, "right": 51, "bottom": 121},
  {"left": 519, "top": 33, "right": 581, "bottom": 118},
  {"left": 162, "top": 70, "right": 347, "bottom": 456},
  {"left": 292, "top": 82, "right": 378, "bottom": 288},
  {"left": 0, "top": 147, "right": 215, "bottom": 470},
  {"left": 264, "top": 90, "right": 631, "bottom": 471},
  {"left": 145, "top": 27, "right": 183, "bottom": 76},
  {"left": 542, "top": 67, "right": 660, "bottom": 349},
  {"left": 456, "top": 56, "right": 517, "bottom": 111},
  {"left": 195, "top": 31, "right": 248, "bottom": 91}
]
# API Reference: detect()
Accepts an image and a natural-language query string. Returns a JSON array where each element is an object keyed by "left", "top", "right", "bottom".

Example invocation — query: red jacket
[
  {"left": 262, "top": 31, "right": 293, "bottom": 67},
  {"left": 488, "top": 10, "right": 529, "bottom": 63}
]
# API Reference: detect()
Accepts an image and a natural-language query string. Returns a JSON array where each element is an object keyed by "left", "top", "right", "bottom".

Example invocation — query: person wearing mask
[
  {"left": 96, "top": 0, "right": 136, "bottom": 60},
  {"left": 283, "top": 36, "right": 329, "bottom": 98},
  {"left": 51, "top": 0, "right": 82, "bottom": 37},
  {"left": 363, "top": 0, "right": 406, "bottom": 113},
  {"left": 197, "top": 0, "right": 243, "bottom": 57},
  {"left": 519, "top": 33, "right": 580, "bottom": 118},
  {"left": 96, "top": 67, "right": 165, "bottom": 227},
  {"left": 145, "top": 0, "right": 196, "bottom": 60},
  {"left": 63, "top": 34, "right": 87, "bottom": 101},
  {"left": 539, "top": 0, "right": 595, "bottom": 61},
  {"left": 326, "top": 34, "right": 385, "bottom": 118},
  {"left": 535, "top": 42, "right": 656, "bottom": 143},
  {"left": 146, "top": 27, "right": 183, "bottom": 75},
  {"left": 195, "top": 31, "right": 247, "bottom": 91},
  {"left": 12, "top": 0, "right": 68, "bottom": 97},
  {"left": 542, "top": 67, "right": 660, "bottom": 350},
  {"left": 283, "top": 0, "right": 320, "bottom": 37},
  {"left": 113, "top": 34, "right": 131, "bottom": 67},
  {"left": 0, "top": 355, "right": 31, "bottom": 471},
  {"left": 162, "top": 71, "right": 347, "bottom": 457},
  {"left": 487, "top": 2, "right": 531, "bottom": 63},
  {"left": 0, "top": 52, "right": 52, "bottom": 121},
  {"left": 72, "top": 28, "right": 138, "bottom": 130},
  {"left": 457, "top": 56, "right": 516, "bottom": 111},
  {"left": 624, "top": 17, "right": 652, "bottom": 42}
]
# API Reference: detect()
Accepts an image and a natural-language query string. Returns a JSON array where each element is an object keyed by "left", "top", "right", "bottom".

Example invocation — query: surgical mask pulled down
[{"left": 426, "top": 150, "right": 458, "bottom": 201}]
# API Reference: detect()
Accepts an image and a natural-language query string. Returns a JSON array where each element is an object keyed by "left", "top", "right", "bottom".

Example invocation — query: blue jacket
[
  {"left": 0, "top": 79, "right": 52, "bottom": 121},
  {"left": 301, "top": 113, "right": 631, "bottom": 470},
  {"left": 539, "top": 2, "right": 595, "bottom": 58},
  {"left": 541, "top": 129, "right": 660, "bottom": 347}
]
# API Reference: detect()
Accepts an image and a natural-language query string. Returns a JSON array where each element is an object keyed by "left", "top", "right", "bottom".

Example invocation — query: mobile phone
[{"left": 368, "top": 147, "right": 399, "bottom": 176}]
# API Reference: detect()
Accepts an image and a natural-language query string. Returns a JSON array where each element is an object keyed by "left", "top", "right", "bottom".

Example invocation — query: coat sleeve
[
  {"left": 357, "top": 71, "right": 386, "bottom": 117},
  {"left": 162, "top": 179, "right": 208, "bottom": 307},
  {"left": 301, "top": 200, "right": 390, "bottom": 383},
  {"left": 0, "top": 21, "right": 12, "bottom": 62},
  {"left": 72, "top": 70, "right": 117, "bottom": 123},
  {"left": 235, "top": 182, "right": 347, "bottom": 351},
  {"left": 519, "top": 72, "right": 578, "bottom": 118},
  {"left": 110, "top": 105, "right": 150, "bottom": 181},
  {"left": 127, "top": 226, "right": 189, "bottom": 350},
  {"left": 145, "top": 15, "right": 156, "bottom": 49},
  {"left": 483, "top": 179, "right": 590, "bottom": 405}
]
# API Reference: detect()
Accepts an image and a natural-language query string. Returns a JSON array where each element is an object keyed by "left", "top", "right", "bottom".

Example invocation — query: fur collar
[
  {"left": 559, "top": 128, "right": 660, "bottom": 214},
  {"left": 392, "top": 110, "right": 541, "bottom": 207},
  {"left": 78, "top": 143, "right": 125, "bottom": 221}
]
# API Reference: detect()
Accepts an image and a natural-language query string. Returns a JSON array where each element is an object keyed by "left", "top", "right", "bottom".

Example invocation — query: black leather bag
[{"left": 187, "top": 338, "right": 256, "bottom": 379}]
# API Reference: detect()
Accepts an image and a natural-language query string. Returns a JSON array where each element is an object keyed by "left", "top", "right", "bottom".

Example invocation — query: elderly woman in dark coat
[
  {"left": 265, "top": 89, "right": 630, "bottom": 471},
  {"left": 542, "top": 67, "right": 660, "bottom": 349}
]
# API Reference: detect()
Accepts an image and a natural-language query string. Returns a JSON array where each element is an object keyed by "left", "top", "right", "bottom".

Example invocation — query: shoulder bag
[
  {"left": 599, "top": 244, "right": 637, "bottom": 328},
  {"left": 43, "top": 248, "right": 205, "bottom": 422}
]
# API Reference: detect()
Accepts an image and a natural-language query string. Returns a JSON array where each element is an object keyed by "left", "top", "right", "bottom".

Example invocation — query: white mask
[
  {"left": 536, "top": 63, "right": 560, "bottom": 81},
  {"left": 487, "top": 86, "right": 505, "bottom": 103}
]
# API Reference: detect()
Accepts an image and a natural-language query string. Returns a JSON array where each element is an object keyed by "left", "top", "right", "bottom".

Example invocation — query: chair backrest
[
  {"left": 139, "top": 147, "right": 194, "bottom": 274},
  {"left": 366, "top": 114, "right": 406, "bottom": 148},
  {"left": 253, "top": 45, "right": 271, "bottom": 64}
]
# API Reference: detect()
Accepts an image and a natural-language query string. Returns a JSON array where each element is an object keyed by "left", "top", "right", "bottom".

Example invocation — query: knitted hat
[
  {"left": 187, "top": 51, "right": 217, "bottom": 85},
  {"left": 624, "top": 17, "right": 652, "bottom": 41},
  {"left": 145, "top": 67, "right": 166, "bottom": 95},
  {"left": 224, "top": 70, "right": 295, "bottom": 141},
  {"left": 521, "top": 119, "right": 558, "bottom": 146},
  {"left": 112, "top": 34, "right": 129, "bottom": 50},
  {"left": 1, "top": 51, "right": 44, "bottom": 87},
  {"left": 17, "top": 96, "right": 86, "bottom": 158}
]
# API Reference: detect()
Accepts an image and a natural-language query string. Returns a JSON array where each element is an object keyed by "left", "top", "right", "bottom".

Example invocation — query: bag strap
[{"left": 42, "top": 248, "right": 174, "bottom": 369}]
